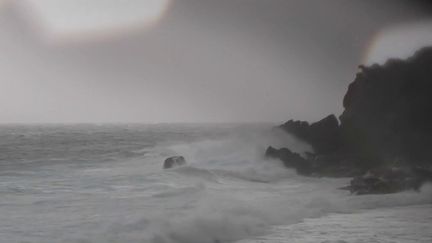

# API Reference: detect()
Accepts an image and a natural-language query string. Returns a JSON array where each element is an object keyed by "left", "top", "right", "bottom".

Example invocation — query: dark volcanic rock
[
  {"left": 413, "top": 167, "right": 432, "bottom": 181},
  {"left": 340, "top": 47, "right": 432, "bottom": 165},
  {"left": 265, "top": 146, "right": 312, "bottom": 175},
  {"left": 280, "top": 114, "right": 341, "bottom": 154},
  {"left": 311, "top": 154, "right": 365, "bottom": 177},
  {"left": 272, "top": 46, "right": 432, "bottom": 194},
  {"left": 163, "top": 156, "right": 186, "bottom": 169},
  {"left": 343, "top": 167, "right": 431, "bottom": 195}
]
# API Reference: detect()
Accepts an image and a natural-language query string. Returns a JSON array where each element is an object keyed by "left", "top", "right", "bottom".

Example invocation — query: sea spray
[{"left": 1, "top": 124, "right": 430, "bottom": 243}]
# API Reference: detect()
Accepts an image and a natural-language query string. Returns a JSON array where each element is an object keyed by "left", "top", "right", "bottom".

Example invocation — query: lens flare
[
  {"left": 14, "top": 0, "right": 172, "bottom": 43},
  {"left": 364, "top": 20, "right": 432, "bottom": 65}
]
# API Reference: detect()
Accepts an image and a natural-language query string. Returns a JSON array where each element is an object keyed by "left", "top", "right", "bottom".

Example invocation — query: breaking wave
[
  {"left": 1, "top": 125, "right": 430, "bottom": 243},
  {"left": 82, "top": 134, "right": 432, "bottom": 243}
]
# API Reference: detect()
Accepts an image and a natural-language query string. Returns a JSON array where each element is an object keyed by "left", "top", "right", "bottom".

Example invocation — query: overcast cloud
[{"left": 0, "top": 0, "right": 431, "bottom": 123}]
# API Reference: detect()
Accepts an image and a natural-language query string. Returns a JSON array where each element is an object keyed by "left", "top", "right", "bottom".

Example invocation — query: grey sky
[{"left": 0, "top": 0, "right": 431, "bottom": 123}]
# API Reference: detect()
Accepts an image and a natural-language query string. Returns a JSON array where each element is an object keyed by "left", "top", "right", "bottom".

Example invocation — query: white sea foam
[
  {"left": 91, "top": 133, "right": 432, "bottom": 243},
  {"left": 0, "top": 124, "right": 430, "bottom": 243}
]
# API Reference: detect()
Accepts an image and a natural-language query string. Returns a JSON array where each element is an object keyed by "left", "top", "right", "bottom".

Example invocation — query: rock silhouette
[
  {"left": 268, "top": 46, "right": 432, "bottom": 194},
  {"left": 265, "top": 146, "right": 312, "bottom": 175},
  {"left": 340, "top": 47, "right": 432, "bottom": 165},
  {"left": 280, "top": 114, "right": 341, "bottom": 155},
  {"left": 163, "top": 156, "right": 186, "bottom": 169}
]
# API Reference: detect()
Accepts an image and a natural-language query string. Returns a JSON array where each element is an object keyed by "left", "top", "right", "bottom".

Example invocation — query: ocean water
[{"left": 0, "top": 124, "right": 430, "bottom": 243}]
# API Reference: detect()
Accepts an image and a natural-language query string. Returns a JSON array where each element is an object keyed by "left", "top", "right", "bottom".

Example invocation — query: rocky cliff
[
  {"left": 268, "top": 46, "right": 432, "bottom": 194},
  {"left": 340, "top": 47, "right": 432, "bottom": 166}
]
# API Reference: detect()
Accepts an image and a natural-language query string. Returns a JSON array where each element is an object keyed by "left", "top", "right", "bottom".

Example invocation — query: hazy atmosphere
[
  {"left": 1, "top": 1, "right": 432, "bottom": 243},
  {"left": 1, "top": 0, "right": 431, "bottom": 123}
]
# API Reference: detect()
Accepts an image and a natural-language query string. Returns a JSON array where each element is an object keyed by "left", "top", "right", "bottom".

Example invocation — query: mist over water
[
  {"left": 0, "top": 124, "right": 430, "bottom": 243},
  {"left": 1, "top": 1, "right": 432, "bottom": 242}
]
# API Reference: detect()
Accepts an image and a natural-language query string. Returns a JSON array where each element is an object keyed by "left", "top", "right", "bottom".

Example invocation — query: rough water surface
[{"left": 0, "top": 124, "right": 430, "bottom": 243}]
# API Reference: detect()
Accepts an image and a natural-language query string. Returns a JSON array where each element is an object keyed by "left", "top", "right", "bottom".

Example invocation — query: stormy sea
[{"left": 0, "top": 124, "right": 431, "bottom": 243}]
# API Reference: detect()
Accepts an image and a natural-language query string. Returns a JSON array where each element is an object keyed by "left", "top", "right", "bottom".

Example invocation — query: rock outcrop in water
[
  {"left": 265, "top": 146, "right": 312, "bottom": 175},
  {"left": 163, "top": 156, "right": 186, "bottom": 169},
  {"left": 341, "top": 167, "right": 429, "bottom": 195},
  {"left": 280, "top": 114, "right": 341, "bottom": 155},
  {"left": 267, "top": 46, "right": 432, "bottom": 194}
]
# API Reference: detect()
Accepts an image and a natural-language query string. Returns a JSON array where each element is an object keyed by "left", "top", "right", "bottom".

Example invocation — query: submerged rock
[{"left": 163, "top": 156, "right": 186, "bottom": 169}]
